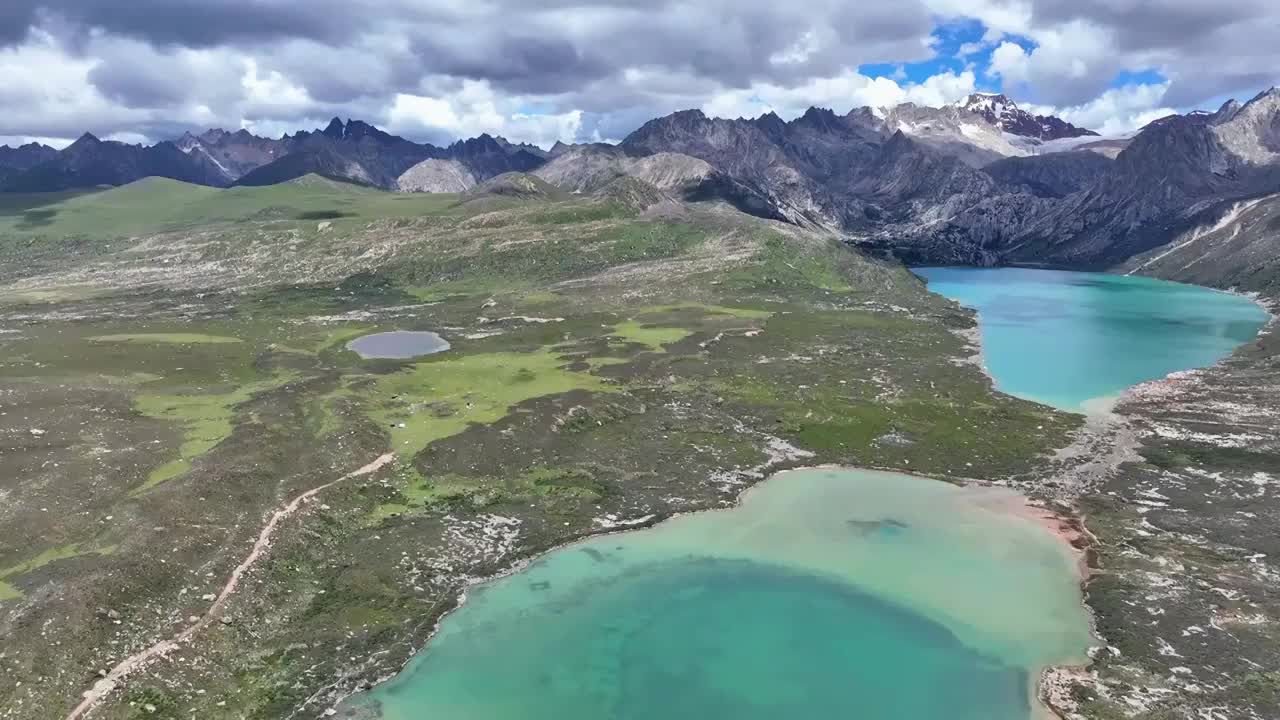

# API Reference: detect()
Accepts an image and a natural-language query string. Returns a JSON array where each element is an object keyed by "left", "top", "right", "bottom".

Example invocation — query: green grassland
[
  {"left": 0, "top": 175, "right": 1083, "bottom": 720},
  {"left": 0, "top": 176, "right": 458, "bottom": 239}
]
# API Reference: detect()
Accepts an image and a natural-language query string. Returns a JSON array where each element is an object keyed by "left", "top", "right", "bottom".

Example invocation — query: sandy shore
[{"left": 958, "top": 484, "right": 1092, "bottom": 577}]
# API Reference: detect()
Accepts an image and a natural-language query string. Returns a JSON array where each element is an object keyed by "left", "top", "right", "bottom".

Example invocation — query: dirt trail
[{"left": 65, "top": 453, "right": 397, "bottom": 720}]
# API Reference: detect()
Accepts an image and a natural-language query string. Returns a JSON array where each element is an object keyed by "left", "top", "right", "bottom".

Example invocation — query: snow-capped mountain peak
[
  {"left": 955, "top": 93, "right": 1098, "bottom": 141},
  {"left": 954, "top": 92, "right": 1015, "bottom": 114}
]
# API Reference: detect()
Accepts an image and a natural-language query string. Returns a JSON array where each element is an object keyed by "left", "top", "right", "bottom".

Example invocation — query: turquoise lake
[
  {"left": 913, "top": 267, "right": 1269, "bottom": 412},
  {"left": 340, "top": 469, "right": 1093, "bottom": 720},
  {"left": 336, "top": 268, "right": 1267, "bottom": 720}
]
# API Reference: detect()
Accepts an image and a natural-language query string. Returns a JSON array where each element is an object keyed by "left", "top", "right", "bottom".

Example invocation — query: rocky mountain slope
[
  {"left": 1119, "top": 191, "right": 1280, "bottom": 293},
  {"left": 1000, "top": 88, "right": 1280, "bottom": 267},
  {"left": 879, "top": 102, "right": 1031, "bottom": 166},
  {"left": 532, "top": 144, "right": 713, "bottom": 193},
  {"left": 617, "top": 105, "right": 1013, "bottom": 241},
  {"left": 175, "top": 129, "right": 287, "bottom": 183},
  {"left": 612, "top": 87, "right": 1280, "bottom": 275},
  {"left": 984, "top": 151, "right": 1115, "bottom": 198}
]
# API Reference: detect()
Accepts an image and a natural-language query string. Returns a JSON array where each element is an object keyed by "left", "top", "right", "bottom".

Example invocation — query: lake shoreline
[
  {"left": 907, "top": 268, "right": 1276, "bottom": 720},
  {"left": 1034, "top": 290, "right": 1278, "bottom": 720},
  {"left": 334, "top": 463, "right": 1095, "bottom": 720},
  {"left": 913, "top": 266, "right": 1271, "bottom": 417}
]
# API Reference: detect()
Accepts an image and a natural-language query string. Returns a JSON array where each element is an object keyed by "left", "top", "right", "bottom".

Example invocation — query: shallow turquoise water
[
  {"left": 914, "top": 268, "right": 1268, "bottom": 411},
  {"left": 341, "top": 469, "right": 1093, "bottom": 720}
]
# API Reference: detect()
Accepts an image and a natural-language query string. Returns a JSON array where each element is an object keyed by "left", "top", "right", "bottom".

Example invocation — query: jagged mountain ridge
[
  {"left": 878, "top": 102, "right": 1032, "bottom": 166},
  {"left": 619, "top": 106, "right": 1016, "bottom": 234},
  {"left": 901, "top": 87, "right": 1280, "bottom": 267},
  {"left": 176, "top": 128, "right": 287, "bottom": 183},
  {"left": 442, "top": 134, "right": 547, "bottom": 180},
  {"left": 0, "top": 133, "right": 231, "bottom": 192},
  {"left": 611, "top": 87, "right": 1280, "bottom": 271},
  {"left": 0, "top": 142, "right": 58, "bottom": 185},
  {"left": 234, "top": 119, "right": 439, "bottom": 188},
  {"left": 1, "top": 119, "right": 560, "bottom": 192},
  {"left": 5, "top": 89, "right": 1279, "bottom": 282},
  {"left": 1, "top": 95, "right": 1098, "bottom": 193}
]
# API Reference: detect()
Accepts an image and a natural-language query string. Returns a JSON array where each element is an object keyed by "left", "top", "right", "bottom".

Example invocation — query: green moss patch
[
  {"left": 0, "top": 542, "right": 119, "bottom": 601},
  {"left": 132, "top": 373, "right": 297, "bottom": 492},
  {"left": 370, "top": 347, "right": 621, "bottom": 456},
  {"left": 609, "top": 321, "right": 694, "bottom": 351}
]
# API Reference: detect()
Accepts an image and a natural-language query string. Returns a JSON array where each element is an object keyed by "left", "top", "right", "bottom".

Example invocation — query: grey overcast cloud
[{"left": 2, "top": 0, "right": 1278, "bottom": 148}]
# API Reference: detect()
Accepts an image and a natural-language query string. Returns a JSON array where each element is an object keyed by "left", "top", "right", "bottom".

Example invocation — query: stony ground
[
  {"left": 1045, "top": 303, "right": 1280, "bottom": 720},
  {"left": 0, "top": 180, "right": 1078, "bottom": 719}
]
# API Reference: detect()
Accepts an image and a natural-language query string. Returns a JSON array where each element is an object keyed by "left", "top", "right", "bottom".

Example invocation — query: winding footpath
[{"left": 65, "top": 453, "right": 397, "bottom": 720}]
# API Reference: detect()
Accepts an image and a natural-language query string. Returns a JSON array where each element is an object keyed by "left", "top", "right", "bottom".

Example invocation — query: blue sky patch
[{"left": 1111, "top": 69, "right": 1167, "bottom": 88}]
